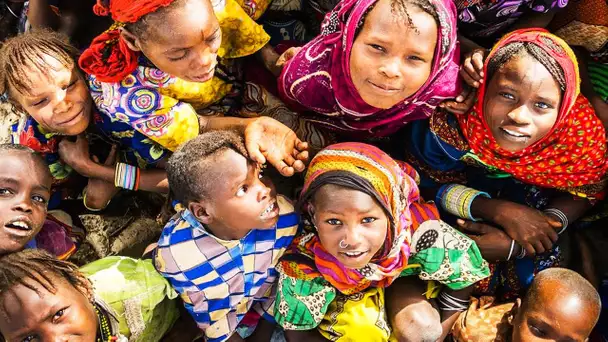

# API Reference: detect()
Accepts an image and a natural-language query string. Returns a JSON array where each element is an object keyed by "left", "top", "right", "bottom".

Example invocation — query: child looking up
[
  {"left": 278, "top": 0, "right": 460, "bottom": 138},
  {"left": 0, "top": 144, "right": 51, "bottom": 255},
  {"left": 154, "top": 130, "right": 299, "bottom": 342},
  {"left": 402, "top": 29, "right": 608, "bottom": 299},
  {"left": 0, "top": 249, "right": 182, "bottom": 342},
  {"left": 453, "top": 268, "right": 601, "bottom": 341},
  {"left": 275, "top": 143, "right": 489, "bottom": 341}
]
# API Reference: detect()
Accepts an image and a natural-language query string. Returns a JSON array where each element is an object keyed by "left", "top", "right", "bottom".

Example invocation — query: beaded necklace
[{"left": 95, "top": 305, "right": 118, "bottom": 342}]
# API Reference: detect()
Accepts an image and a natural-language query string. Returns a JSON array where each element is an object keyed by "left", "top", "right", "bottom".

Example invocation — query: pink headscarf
[{"left": 279, "top": 0, "right": 461, "bottom": 138}]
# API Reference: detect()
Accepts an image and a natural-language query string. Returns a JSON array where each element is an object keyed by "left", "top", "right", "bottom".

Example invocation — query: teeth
[
  {"left": 261, "top": 203, "right": 275, "bottom": 216},
  {"left": 344, "top": 251, "right": 364, "bottom": 257},
  {"left": 503, "top": 128, "right": 526, "bottom": 137},
  {"left": 8, "top": 221, "right": 29, "bottom": 229}
]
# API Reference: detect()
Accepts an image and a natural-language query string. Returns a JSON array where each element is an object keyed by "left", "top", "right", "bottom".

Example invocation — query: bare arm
[{"left": 26, "top": 0, "right": 60, "bottom": 30}]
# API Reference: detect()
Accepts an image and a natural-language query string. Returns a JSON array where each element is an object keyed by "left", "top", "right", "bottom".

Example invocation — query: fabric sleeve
[{"left": 400, "top": 220, "right": 490, "bottom": 290}]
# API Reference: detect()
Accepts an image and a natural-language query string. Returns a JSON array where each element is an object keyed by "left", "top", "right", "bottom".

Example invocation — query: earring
[{"left": 339, "top": 239, "right": 349, "bottom": 249}]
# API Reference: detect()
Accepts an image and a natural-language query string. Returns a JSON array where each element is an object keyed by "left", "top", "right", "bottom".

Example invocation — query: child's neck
[{"left": 204, "top": 221, "right": 250, "bottom": 241}]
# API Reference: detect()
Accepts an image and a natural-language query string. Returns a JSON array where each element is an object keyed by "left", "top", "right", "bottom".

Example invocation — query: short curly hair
[{"left": 166, "top": 130, "right": 248, "bottom": 205}]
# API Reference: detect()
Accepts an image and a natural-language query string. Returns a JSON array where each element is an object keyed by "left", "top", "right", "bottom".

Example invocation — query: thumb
[
  {"left": 457, "top": 219, "right": 487, "bottom": 234},
  {"left": 245, "top": 139, "right": 266, "bottom": 165},
  {"left": 547, "top": 218, "right": 563, "bottom": 228}
]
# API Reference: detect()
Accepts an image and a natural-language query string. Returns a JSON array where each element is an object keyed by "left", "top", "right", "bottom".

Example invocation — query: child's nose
[
  {"left": 379, "top": 59, "right": 400, "bottom": 79},
  {"left": 507, "top": 105, "right": 532, "bottom": 125}
]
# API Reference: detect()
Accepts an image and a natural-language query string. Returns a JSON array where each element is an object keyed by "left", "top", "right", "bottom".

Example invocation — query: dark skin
[
  {"left": 0, "top": 277, "right": 98, "bottom": 342},
  {"left": 510, "top": 279, "right": 600, "bottom": 341},
  {"left": 189, "top": 149, "right": 280, "bottom": 241},
  {"left": 0, "top": 152, "right": 51, "bottom": 255}
]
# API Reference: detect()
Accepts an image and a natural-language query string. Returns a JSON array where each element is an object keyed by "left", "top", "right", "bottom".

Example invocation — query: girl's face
[
  {"left": 483, "top": 54, "right": 562, "bottom": 152},
  {"left": 0, "top": 276, "right": 97, "bottom": 342},
  {"left": 123, "top": 0, "right": 221, "bottom": 83},
  {"left": 349, "top": 0, "right": 437, "bottom": 109},
  {"left": 12, "top": 55, "right": 92, "bottom": 136},
  {"left": 310, "top": 184, "right": 388, "bottom": 269}
]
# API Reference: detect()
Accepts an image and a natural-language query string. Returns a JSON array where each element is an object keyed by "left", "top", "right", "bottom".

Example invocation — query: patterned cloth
[
  {"left": 278, "top": 0, "right": 461, "bottom": 138},
  {"left": 451, "top": 297, "right": 514, "bottom": 342},
  {"left": 80, "top": 256, "right": 180, "bottom": 342},
  {"left": 457, "top": 29, "right": 606, "bottom": 198},
  {"left": 88, "top": 0, "right": 270, "bottom": 155},
  {"left": 154, "top": 195, "right": 299, "bottom": 342},
  {"left": 456, "top": 0, "right": 568, "bottom": 44},
  {"left": 24, "top": 210, "right": 83, "bottom": 260},
  {"left": 274, "top": 143, "right": 489, "bottom": 336}
]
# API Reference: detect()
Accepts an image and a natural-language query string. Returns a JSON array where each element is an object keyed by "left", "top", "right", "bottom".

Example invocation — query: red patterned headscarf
[
  {"left": 79, "top": 0, "right": 176, "bottom": 83},
  {"left": 457, "top": 29, "right": 608, "bottom": 197},
  {"left": 280, "top": 143, "right": 439, "bottom": 295}
]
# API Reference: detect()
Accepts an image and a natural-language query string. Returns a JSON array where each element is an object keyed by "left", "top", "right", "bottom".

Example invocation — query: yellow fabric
[{"left": 318, "top": 287, "right": 397, "bottom": 342}]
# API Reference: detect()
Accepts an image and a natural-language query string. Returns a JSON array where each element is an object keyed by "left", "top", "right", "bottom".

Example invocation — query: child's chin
[{"left": 258, "top": 216, "right": 280, "bottom": 229}]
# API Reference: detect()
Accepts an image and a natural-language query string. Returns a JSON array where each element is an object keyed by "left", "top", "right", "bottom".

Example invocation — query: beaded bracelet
[
  {"left": 437, "top": 184, "right": 490, "bottom": 221},
  {"left": 114, "top": 163, "right": 140, "bottom": 191},
  {"left": 544, "top": 208, "right": 569, "bottom": 235}
]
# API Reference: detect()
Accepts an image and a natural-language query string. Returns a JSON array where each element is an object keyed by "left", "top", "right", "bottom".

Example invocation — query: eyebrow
[{"left": 0, "top": 177, "right": 20, "bottom": 187}]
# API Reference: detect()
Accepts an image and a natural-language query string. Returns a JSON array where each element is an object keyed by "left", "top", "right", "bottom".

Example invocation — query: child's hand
[
  {"left": 58, "top": 134, "right": 93, "bottom": 176},
  {"left": 439, "top": 86, "right": 477, "bottom": 115},
  {"left": 460, "top": 49, "right": 487, "bottom": 88},
  {"left": 456, "top": 219, "right": 515, "bottom": 262},
  {"left": 244, "top": 117, "right": 309, "bottom": 177},
  {"left": 83, "top": 148, "right": 119, "bottom": 210},
  {"left": 276, "top": 47, "right": 302, "bottom": 69},
  {"left": 490, "top": 200, "right": 561, "bottom": 256}
]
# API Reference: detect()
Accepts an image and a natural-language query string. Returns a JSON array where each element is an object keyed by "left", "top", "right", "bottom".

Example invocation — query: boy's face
[
  {"left": 192, "top": 149, "right": 279, "bottom": 240},
  {"left": 0, "top": 276, "right": 97, "bottom": 342},
  {"left": 12, "top": 55, "right": 92, "bottom": 136},
  {"left": 511, "top": 282, "right": 598, "bottom": 342},
  {"left": 0, "top": 152, "right": 51, "bottom": 254}
]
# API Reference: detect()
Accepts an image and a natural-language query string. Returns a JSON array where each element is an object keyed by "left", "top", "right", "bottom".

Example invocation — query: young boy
[
  {"left": 452, "top": 267, "right": 601, "bottom": 341},
  {"left": 154, "top": 130, "right": 299, "bottom": 342},
  {"left": 0, "top": 144, "right": 51, "bottom": 255}
]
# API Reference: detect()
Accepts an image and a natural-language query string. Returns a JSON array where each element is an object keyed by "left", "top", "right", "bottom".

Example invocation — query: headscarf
[
  {"left": 281, "top": 142, "right": 439, "bottom": 295},
  {"left": 79, "top": 0, "right": 176, "bottom": 82},
  {"left": 454, "top": 29, "right": 608, "bottom": 197},
  {"left": 278, "top": 0, "right": 460, "bottom": 138}
]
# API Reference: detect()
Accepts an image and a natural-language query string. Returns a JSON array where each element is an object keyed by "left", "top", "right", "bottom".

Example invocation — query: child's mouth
[
  {"left": 500, "top": 127, "right": 530, "bottom": 142},
  {"left": 339, "top": 250, "right": 368, "bottom": 260},
  {"left": 4, "top": 218, "right": 33, "bottom": 237},
  {"left": 259, "top": 201, "right": 279, "bottom": 220}
]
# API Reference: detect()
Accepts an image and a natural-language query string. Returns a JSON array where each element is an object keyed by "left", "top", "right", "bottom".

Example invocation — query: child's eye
[
  {"left": 535, "top": 102, "right": 551, "bottom": 110},
  {"left": 32, "top": 98, "right": 48, "bottom": 107},
  {"left": 326, "top": 219, "right": 342, "bottom": 225},
  {"left": 22, "top": 335, "right": 37, "bottom": 342},
  {"left": 168, "top": 50, "right": 189, "bottom": 62},
  {"left": 0, "top": 188, "right": 12, "bottom": 196},
  {"left": 499, "top": 92, "right": 515, "bottom": 100},
  {"left": 407, "top": 55, "right": 424, "bottom": 62},
  {"left": 32, "top": 195, "right": 47, "bottom": 204},
  {"left": 528, "top": 323, "right": 546, "bottom": 337},
  {"left": 362, "top": 217, "right": 377, "bottom": 224},
  {"left": 52, "top": 308, "right": 65, "bottom": 322},
  {"left": 65, "top": 79, "right": 78, "bottom": 90},
  {"left": 236, "top": 186, "right": 247, "bottom": 197},
  {"left": 368, "top": 44, "right": 385, "bottom": 53}
]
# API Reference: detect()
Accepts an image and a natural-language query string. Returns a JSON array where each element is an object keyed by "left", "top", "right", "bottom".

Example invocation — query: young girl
[
  {"left": 77, "top": 0, "right": 320, "bottom": 173},
  {"left": 0, "top": 249, "right": 186, "bottom": 342},
  {"left": 402, "top": 29, "right": 608, "bottom": 299},
  {"left": 278, "top": 0, "right": 460, "bottom": 138},
  {"left": 275, "top": 143, "right": 489, "bottom": 341}
]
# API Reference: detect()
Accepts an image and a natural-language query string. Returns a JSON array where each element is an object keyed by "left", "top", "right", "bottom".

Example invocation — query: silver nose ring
[{"left": 339, "top": 239, "right": 349, "bottom": 249}]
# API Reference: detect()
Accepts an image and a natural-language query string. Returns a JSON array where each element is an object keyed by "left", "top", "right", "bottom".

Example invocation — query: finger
[
  {"left": 547, "top": 218, "right": 563, "bottom": 229},
  {"left": 546, "top": 228, "right": 559, "bottom": 243},
  {"left": 540, "top": 235, "right": 554, "bottom": 252},
  {"left": 455, "top": 87, "right": 471, "bottom": 103},
  {"left": 92, "top": 155, "right": 100, "bottom": 163},
  {"left": 291, "top": 159, "right": 305, "bottom": 173},
  {"left": 295, "top": 140, "right": 309, "bottom": 152},
  {"left": 294, "top": 150, "right": 309, "bottom": 162},
  {"left": 456, "top": 219, "right": 487, "bottom": 234},
  {"left": 282, "top": 153, "right": 297, "bottom": 168},
  {"left": 463, "top": 59, "right": 481, "bottom": 83},
  {"left": 446, "top": 102, "right": 471, "bottom": 115},
  {"left": 245, "top": 141, "right": 267, "bottom": 165},
  {"left": 472, "top": 52, "right": 485, "bottom": 78},
  {"left": 459, "top": 68, "right": 480, "bottom": 88},
  {"left": 278, "top": 163, "right": 295, "bottom": 177},
  {"left": 532, "top": 240, "right": 546, "bottom": 255},
  {"left": 523, "top": 242, "right": 536, "bottom": 256}
]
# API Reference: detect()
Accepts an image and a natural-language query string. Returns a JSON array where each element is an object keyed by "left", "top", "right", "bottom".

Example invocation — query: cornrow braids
[
  {"left": 0, "top": 249, "right": 93, "bottom": 315},
  {"left": 487, "top": 38, "right": 567, "bottom": 92},
  {"left": 356, "top": 0, "right": 439, "bottom": 37},
  {"left": 124, "top": 0, "right": 187, "bottom": 41},
  {"left": 0, "top": 29, "right": 79, "bottom": 98},
  {"left": 166, "top": 130, "right": 249, "bottom": 205}
]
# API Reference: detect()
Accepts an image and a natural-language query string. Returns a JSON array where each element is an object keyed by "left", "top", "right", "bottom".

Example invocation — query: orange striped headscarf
[{"left": 281, "top": 143, "right": 439, "bottom": 295}]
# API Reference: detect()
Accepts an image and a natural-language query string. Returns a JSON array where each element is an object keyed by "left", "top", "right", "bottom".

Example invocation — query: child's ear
[
  {"left": 119, "top": 27, "right": 142, "bottom": 52},
  {"left": 189, "top": 201, "right": 213, "bottom": 225},
  {"left": 509, "top": 298, "right": 522, "bottom": 325}
]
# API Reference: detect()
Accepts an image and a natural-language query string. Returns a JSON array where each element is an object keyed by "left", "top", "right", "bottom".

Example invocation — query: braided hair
[
  {"left": 0, "top": 29, "right": 79, "bottom": 98},
  {"left": 0, "top": 249, "right": 93, "bottom": 316},
  {"left": 487, "top": 37, "right": 567, "bottom": 92},
  {"left": 356, "top": 0, "right": 439, "bottom": 37}
]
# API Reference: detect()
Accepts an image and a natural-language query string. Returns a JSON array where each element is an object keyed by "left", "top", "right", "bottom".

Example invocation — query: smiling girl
[
  {"left": 402, "top": 29, "right": 608, "bottom": 300},
  {"left": 277, "top": 0, "right": 460, "bottom": 138}
]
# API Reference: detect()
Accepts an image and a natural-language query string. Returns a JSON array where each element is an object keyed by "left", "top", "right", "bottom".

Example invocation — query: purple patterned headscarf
[{"left": 278, "top": 0, "right": 461, "bottom": 138}]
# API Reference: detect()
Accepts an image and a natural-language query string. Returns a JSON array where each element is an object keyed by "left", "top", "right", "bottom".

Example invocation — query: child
[
  {"left": 274, "top": 142, "right": 489, "bottom": 341},
  {"left": 0, "top": 249, "right": 182, "bottom": 342},
  {"left": 452, "top": 267, "right": 601, "bottom": 341},
  {"left": 402, "top": 29, "right": 608, "bottom": 299},
  {"left": 79, "top": 0, "right": 320, "bottom": 172},
  {"left": 154, "top": 130, "right": 299, "bottom": 342},
  {"left": 0, "top": 144, "right": 51, "bottom": 255},
  {"left": 278, "top": 0, "right": 460, "bottom": 138}
]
